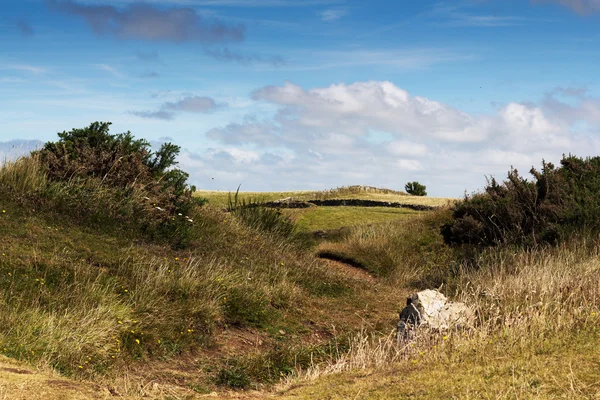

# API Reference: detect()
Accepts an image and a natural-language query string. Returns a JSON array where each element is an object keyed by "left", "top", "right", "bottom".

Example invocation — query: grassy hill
[
  {"left": 0, "top": 155, "right": 419, "bottom": 398},
  {"left": 2, "top": 127, "right": 600, "bottom": 399}
]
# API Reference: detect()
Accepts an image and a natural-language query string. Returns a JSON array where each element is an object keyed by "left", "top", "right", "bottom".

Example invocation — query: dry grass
[
  {"left": 316, "top": 209, "right": 454, "bottom": 282},
  {"left": 6, "top": 153, "right": 600, "bottom": 398},
  {"left": 278, "top": 240, "right": 600, "bottom": 398}
]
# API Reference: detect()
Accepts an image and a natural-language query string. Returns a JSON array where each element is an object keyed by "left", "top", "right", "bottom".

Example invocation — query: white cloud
[
  {"left": 0, "top": 64, "right": 47, "bottom": 74},
  {"left": 320, "top": 9, "right": 347, "bottom": 21},
  {"left": 186, "top": 81, "right": 600, "bottom": 196},
  {"left": 389, "top": 141, "right": 428, "bottom": 156},
  {"left": 251, "top": 81, "right": 485, "bottom": 142},
  {"left": 396, "top": 159, "right": 423, "bottom": 171}
]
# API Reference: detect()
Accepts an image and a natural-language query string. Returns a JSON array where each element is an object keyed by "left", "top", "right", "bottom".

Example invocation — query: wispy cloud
[
  {"left": 320, "top": 8, "right": 347, "bottom": 21},
  {"left": 140, "top": 71, "right": 160, "bottom": 79},
  {"left": 130, "top": 95, "right": 223, "bottom": 120},
  {"left": 0, "top": 64, "right": 46, "bottom": 74},
  {"left": 135, "top": 51, "right": 161, "bottom": 63},
  {"left": 46, "top": 0, "right": 245, "bottom": 43},
  {"left": 0, "top": 77, "right": 29, "bottom": 84},
  {"left": 73, "top": 0, "right": 343, "bottom": 7},
  {"left": 430, "top": 3, "right": 527, "bottom": 27},
  {"left": 204, "top": 47, "right": 284, "bottom": 66},
  {"left": 93, "top": 64, "right": 125, "bottom": 78},
  {"left": 276, "top": 48, "right": 474, "bottom": 72},
  {"left": 163, "top": 96, "right": 220, "bottom": 112},
  {"left": 130, "top": 110, "right": 175, "bottom": 120}
]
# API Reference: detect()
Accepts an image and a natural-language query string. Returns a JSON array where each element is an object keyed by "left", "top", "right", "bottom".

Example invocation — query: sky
[{"left": 2, "top": 0, "right": 600, "bottom": 196}]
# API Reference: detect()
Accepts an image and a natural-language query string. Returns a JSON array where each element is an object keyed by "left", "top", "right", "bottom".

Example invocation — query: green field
[
  {"left": 283, "top": 206, "right": 420, "bottom": 232},
  {"left": 195, "top": 187, "right": 454, "bottom": 208}
]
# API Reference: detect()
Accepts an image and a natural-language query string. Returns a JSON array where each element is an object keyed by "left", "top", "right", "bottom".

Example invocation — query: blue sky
[{"left": 2, "top": 0, "right": 600, "bottom": 196}]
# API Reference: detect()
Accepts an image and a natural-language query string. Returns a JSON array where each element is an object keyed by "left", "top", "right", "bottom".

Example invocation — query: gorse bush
[
  {"left": 1, "top": 122, "right": 200, "bottom": 247},
  {"left": 442, "top": 154, "right": 600, "bottom": 248},
  {"left": 37, "top": 121, "right": 196, "bottom": 208}
]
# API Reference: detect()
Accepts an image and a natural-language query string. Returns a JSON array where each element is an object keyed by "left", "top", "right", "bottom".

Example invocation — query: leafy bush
[
  {"left": 37, "top": 122, "right": 195, "bottom": 206},
  {"left": 405, "top": 181, "right": 427, "bottom": 196},
  {"left": 5, "top": 122, "right": 200, "bottom": 247},
  {"left": 442, "top": 154, "right": 600, "bottom": 248}
]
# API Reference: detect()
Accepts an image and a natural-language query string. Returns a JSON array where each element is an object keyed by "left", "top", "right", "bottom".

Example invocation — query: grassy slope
[{"left": 0, "top": 193, "right": 411, "bottom": 396}]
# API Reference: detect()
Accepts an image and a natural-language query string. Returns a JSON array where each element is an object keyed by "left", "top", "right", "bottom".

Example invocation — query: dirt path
[{"left": 321, "top": 258, "right": 377, "bottom": 285}]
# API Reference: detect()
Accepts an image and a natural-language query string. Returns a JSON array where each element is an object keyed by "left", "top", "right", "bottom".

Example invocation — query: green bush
[
  {"left": 405, "top": 181, "right": 427, "bottom": 196},
  {"left": 37, "top": 122, "right": 195, "bottom": 208},
  {"left": 442, "top": 154, "right": 600, "bottom": 248},
  {"left": 5, "top": 122, "right": 200, "bottom": 247}
]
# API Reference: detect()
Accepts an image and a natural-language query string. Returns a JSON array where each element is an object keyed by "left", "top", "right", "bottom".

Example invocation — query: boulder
[{"left": 397, "top": 289, "right": 474, "bottom": 341}]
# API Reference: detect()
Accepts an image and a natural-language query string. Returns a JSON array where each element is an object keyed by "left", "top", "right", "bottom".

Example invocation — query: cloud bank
[
  {"left": 204, "top": 47, "right": 284, "bottom": 66},
  {"left": 46, "top": 0, "right": 245, "bottom": 43},
  {"left": 534, "top": 0, "right": 600, "bottom": 14},
  {"left": 182, "top": 81, "right": 600, "bottom": 196}
]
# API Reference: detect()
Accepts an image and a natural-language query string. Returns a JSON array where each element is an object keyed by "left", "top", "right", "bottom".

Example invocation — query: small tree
[{"left": 405, "top": 181, "right": 427, "bottom": 196}]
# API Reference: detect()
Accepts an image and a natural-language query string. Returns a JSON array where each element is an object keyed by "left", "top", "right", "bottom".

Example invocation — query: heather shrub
[{"left": 442, "top": 154, "right": 600, "bottom": 248}]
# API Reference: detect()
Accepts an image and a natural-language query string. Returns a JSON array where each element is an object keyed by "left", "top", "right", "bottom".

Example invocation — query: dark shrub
[
  {"left": 32, "top": 122, "right": 198, "bottom": 246},
  {"left": 442, "top": 155, "right": 600, "bottom": 248},
  {"left": 405, "top": 181, "right": 427, "bottom": 196}
]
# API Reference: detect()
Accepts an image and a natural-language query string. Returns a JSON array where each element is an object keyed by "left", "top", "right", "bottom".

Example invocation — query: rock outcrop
[{"left": 397, "top": 289, "right": 474, "bottom": 341}]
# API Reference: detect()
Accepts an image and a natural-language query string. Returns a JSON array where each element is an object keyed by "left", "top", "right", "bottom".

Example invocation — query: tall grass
[
  {"left": 288, "top": 239, "right": 600, "bottom": 391},
  {"left": 0, "top": 155, "right": 48, "bottom": 197},
  {"left": 0, "top": 249, "right": 230, "bottom": 375},
  {"left": 0, "top": 157, "right": 357, "bottom": 383},
  {"left": 317, "top": 209, "right": 455, "bottom": 284},
  {"left": 227, "top": 188, "right": 298, "bottom": 240}
]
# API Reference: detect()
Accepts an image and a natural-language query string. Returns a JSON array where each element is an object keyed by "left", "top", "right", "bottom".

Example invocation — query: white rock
[{"left": 397, "top": 289, "right": 474, "bottom": 340}]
